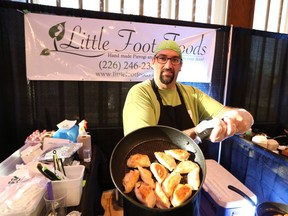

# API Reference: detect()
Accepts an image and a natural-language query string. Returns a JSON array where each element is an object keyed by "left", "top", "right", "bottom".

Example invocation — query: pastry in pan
[
  {"left": 127, "top": 153, "right": 151, "bottom": 168},
  {"left": 150, "top": 162, "right": 168, "bottom": 184},
  {"left": 122, "top": 169, "right": 140, "bottom": 193},
  {"left": 154, "top": 152, "right": 177, "bottom": 171},
  {"left": 137, "top": 165, "right": 155, "bottom": 189},
  {"left": 134, "top": 181, "right": 156, "bottom": 208},
  {"left": 155, "top": 182, "right": 171, "bottom": 209},
  {"left": 164, "top": 149, "right": 190, "bottom": 161},
  {"left": 187, "top": 165, "right": 200, "bottom": 190},
  {"left": 174, "top": 160, "right": 199, "bottom": 174},
  {"left": 162, "top": 171, "right": 182, "bottom": 198},
  {"left": 170, "top": 184, "right": 193, "bottom": 207}
]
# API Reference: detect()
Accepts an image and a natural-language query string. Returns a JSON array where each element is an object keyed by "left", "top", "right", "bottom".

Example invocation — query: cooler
[{"left": 200, "top": 159, "right": 257, "bottom": 216}]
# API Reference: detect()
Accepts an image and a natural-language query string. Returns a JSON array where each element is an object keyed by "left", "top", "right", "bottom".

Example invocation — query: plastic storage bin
[
  {"left": 51, "top": 165, "right": 85, "bottom": 207},
  {"left": 200, "top": 160, "right": 257, "bottom": 216}
]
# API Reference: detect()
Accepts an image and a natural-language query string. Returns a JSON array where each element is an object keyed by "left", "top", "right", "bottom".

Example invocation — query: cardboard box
[
  {"left": 51, "top": 165, "right": 85, "bottom": 207},
  {"left": 200, "top": 160, "right": 257, "bottom": 216}
]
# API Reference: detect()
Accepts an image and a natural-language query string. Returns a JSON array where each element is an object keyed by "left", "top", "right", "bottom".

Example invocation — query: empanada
[
  {"left": 187, "top": 165, "right": 200, "bottom": 190},
  {"left": 154, "top": 152, "right": 177, "bottom": 171},
  {"left": 162, "top": 171, "right": 182, "bottom": 198},
  {"left": 127, "top": 153, "right": 151, "bottom": 168},
  {"left": 122, "top": 169, "right": 140, "bottom": 193},
  {"left": 170, "top": 184, "right": 193, "bottom": 207},
  {"left": 134, "top": 181, "right": 156, "bottom": 208},
  {"left": 155, "top": 182, "right": 171, "bottom": 209},
  {"left": 164, "top": 149, "right": 190, "bottom": 161},
  {"left": 174, "top": 160, "right": 199, "bottom": 174},
  {"left": 150, "top": 162, "right": 168, "bottom": 184},
  {"left": 137, "top": 165, "right": 155, "bottom": 189}
]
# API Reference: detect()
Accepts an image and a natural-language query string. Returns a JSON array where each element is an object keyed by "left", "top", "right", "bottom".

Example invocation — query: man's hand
[
  {"left": 195, "top": 108, "right": 254, "bottom": 142},
  {"left": 195, "top": 118, "right": 231, "bottom": 142},
  {"left": 184, "top": 108, "right": 254, "bottom": 143},
  {"left": 222, "top": 109, "right": 254, "bottom": 134}
]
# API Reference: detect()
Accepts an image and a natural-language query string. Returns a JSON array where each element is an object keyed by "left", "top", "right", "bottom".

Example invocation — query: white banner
[{"left": 24, "top": 13, "right": 216, "bottom": 82}]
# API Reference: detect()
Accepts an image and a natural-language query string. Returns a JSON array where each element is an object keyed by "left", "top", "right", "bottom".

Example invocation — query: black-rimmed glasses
[{"left": 154, "top": 55, "right": 182, "bottom": 65}]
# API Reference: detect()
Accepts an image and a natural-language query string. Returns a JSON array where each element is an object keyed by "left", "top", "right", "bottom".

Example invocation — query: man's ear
[{"left": 151, "top": 57, "right": 156, "bottom": 68}]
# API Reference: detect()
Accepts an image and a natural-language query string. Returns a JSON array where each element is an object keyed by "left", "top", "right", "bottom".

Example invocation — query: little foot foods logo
[
  {"left": 40, "top": 22, "right": 106, "bottom": 58},
  {"left": 39, "top": 21, "right": 209, "bottom": 59}
]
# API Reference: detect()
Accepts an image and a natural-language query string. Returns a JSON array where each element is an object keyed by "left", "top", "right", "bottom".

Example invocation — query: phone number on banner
[{"left": 99, "top": 60, "right": 153, "bottom": 71}]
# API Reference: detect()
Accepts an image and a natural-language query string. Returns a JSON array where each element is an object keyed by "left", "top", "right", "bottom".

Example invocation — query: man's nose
[{"left": 164, "top": 59, "right": 173, "bottom": 68}]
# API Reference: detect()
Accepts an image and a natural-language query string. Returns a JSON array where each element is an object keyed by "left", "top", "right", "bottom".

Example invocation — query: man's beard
[{"left": 159, "top": 70, "right": 175, "bottom": 84}]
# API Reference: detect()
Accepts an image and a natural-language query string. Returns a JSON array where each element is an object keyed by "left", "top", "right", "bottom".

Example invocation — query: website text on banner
[{"left": 25, "top": 13, "right": 216, "bottom": 83}]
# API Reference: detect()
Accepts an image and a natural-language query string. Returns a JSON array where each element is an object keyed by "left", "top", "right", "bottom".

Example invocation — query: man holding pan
[{"left": 122, "top": 40, "right": 254, "bottom": 142}]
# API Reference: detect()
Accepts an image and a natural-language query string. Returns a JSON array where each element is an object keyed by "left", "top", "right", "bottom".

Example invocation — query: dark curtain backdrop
[
  {"left": 1, "top": 2, "right": 288, "bottom": 162},
  {"left": 227, "top": 28, "right": 288, "bottom": 136}
]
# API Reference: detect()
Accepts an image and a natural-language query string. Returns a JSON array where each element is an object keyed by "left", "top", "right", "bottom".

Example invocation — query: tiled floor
[{"left": 101, "top": 190, "right": 123, "bottom": 216}]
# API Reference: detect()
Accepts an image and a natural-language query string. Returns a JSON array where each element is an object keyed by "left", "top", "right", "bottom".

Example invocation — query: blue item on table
[{"left": 52, "top": 125, "right": 79, "bottom": 142}]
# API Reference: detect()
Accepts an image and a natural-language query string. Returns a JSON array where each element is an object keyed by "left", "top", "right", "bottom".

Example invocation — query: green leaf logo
[
  {"left": 49, "top": 22, "right": 66, "bottom": 41},
  {"left": 40, "top": 48, "right": 50, "bottom": 56},
  {"left": 40, "top": 22, "right": 66, "bottom": 56}
]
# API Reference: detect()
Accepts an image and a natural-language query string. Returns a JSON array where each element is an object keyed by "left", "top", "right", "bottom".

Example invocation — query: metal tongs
[{"left": 52, "top": 150, "right": 66, "bottom": 177}]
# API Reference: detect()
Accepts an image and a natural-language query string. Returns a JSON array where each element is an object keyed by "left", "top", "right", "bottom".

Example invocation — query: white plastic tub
[{"left": 51, "top": 165, "right": 85, "bottom": 207}]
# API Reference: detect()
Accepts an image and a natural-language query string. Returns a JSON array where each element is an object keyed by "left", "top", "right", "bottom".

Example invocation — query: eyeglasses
[{"left": 154, "top": 55, "right": 182, "bottom": 65}]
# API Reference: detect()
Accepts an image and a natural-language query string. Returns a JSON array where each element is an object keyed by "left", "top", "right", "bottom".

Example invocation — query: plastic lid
[{"left": 202, "top": 159, "right": 257, "bottom": 208}]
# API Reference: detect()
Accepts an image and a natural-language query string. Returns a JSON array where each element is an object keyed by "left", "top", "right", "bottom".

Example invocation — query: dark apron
[{"left": 151, "top": 79, "right": 195, "bottom": 130}]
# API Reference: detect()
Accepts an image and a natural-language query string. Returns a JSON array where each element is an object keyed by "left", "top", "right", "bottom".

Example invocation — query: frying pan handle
[
  {"left": 194, "top": 127, "right": 213, "bottom": 144},
  {"left": 194, "top": 118, "right": 230, "bottom": 144},
  {"left": 228, "top": 185, "right": 256, "bottom": 207}
]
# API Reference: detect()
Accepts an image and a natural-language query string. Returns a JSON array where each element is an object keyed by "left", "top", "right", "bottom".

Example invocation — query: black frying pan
[
  {"left": 109, "top": 125, "right": 206, "bottom": 212},
  {"left": 256, "top": 202, "right": 288, "bottom": 216},
  {"left": 228, "top": 185, "right": 288, "bottom": 216}
]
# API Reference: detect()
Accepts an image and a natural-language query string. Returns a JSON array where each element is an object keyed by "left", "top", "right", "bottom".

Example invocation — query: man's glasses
[{"left": 154, "top": 55, "right": 182, "bottom": 65}]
